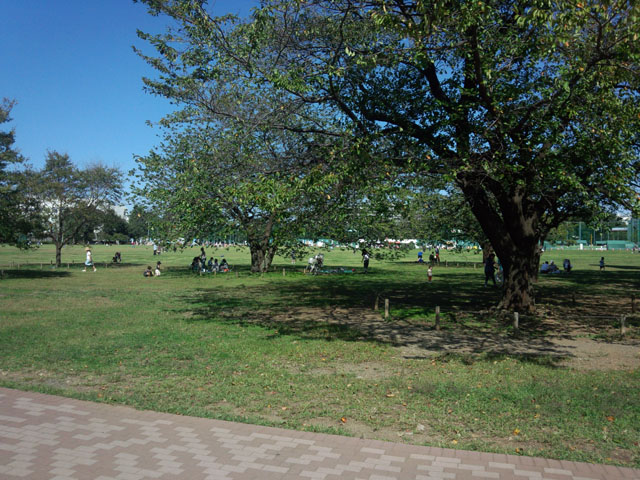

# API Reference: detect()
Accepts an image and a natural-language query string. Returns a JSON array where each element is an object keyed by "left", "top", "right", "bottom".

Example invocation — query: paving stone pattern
[{"left": 1, "top": 387, "right": 638, "bottom": 480}]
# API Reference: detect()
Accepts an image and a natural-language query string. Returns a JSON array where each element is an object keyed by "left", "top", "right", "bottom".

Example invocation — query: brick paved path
[{"left": 1, "top": 387, "right": 638, "bottom": 480}]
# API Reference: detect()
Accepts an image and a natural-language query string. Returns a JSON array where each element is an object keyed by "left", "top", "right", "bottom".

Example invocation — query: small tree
[
  {"left": 127, "top": 204, "right": 153, "bottom": 241},
  {"left": 97, "top": 208, "right": 129, "bottom": 244},
  {"left": 36, "top": 151, "right": 122, "bottom": 266}
]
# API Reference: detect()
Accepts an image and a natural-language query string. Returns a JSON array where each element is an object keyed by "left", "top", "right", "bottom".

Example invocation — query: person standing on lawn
[
  {"left": 83, "top": 247, "right": 96, "bottom": 272},
  {"left": 362, "top": 250, "right": 370, "bottom": 273},
  {"left": 484, "top": 253, "right": 496, "bottom": 287}
]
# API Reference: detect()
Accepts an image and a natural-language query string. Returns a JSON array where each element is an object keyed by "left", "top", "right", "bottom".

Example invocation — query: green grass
[{"left": 0, "top": 244, "right": 639, "bottom": 467}]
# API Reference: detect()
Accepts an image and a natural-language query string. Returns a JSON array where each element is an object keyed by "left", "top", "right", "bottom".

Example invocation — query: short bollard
[
  {"left": 384, "top": 298, "right": 389, "bottom": 320},
  {"left": 621, "top": 315, "right": 627, "bottom": 336},
  {"left": 374, "top": 295, "right": 379, "bottom": 311},
  {"left": 513, "top": 312, "right": 519, "bottom": 332},
  {"left": 435, "top": 306, "right": 440, "bottom": 331}
]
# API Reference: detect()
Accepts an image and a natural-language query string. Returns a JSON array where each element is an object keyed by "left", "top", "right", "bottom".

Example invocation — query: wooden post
[
  {"left": 283, "top": 268, "right": 286, "bottom": 276},
  {"left": 513, "top": 312, "right": 519, "bottom": 331},
  {"left": 632, "top": 295, "right": 636, "bottom": 313},
  {"left": 384, "top": 298, "right": 389, "bottom": 320},
  {"left": 445, "top": 260, "right": 448, "bottom": 267},
  {"left": 67, "top": 263, "right": 69, "bottom": 269},
  {"left": 40, "top": 263, "right": 43, "bottom": 270},
  {"left": 374, "top": 295, "right": 379, "bottom": 311},
  {"left": 435, "top": 306, "right": 441, "bottom": 331},
  {"left": 236, "top": 271, "right": 239, "bottom": 278},
  {"left": 621, "top": 315, "right": 627, "bottom": 336}
]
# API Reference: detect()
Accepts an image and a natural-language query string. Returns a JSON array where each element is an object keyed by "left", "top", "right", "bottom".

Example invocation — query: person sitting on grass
[
  {"left": 191, "top": 257, "right": 201, "bottom": 272},
  {"left": 155, "top": 261, "right": 161, "bottom": 276},
  {"left": 112, "top": 251, "right": 121, "bottom": 263},
  {"left": 563, "top": 258, "right": 572, "bottom": 273},
  {"left": 220, "top": 258, "right": 230, "bottom": 272},
  {"left": 143, "top": 265, "right": 154, "bottom": 277},
  {"left": 540, "top": 261, "right": 551, "bottom": 274}
]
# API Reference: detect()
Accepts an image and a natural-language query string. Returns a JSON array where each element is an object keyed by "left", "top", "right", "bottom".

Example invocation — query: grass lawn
[{"left": 0, "top": 243, "right": 639, "bottom": 467}]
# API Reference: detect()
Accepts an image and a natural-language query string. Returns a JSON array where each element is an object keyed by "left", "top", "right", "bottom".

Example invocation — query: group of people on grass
[
  {"left": 191, "top": 247, "right": 231, "bottom": 273},
  {"left": 143, "top": 261, "right": 162, "bottom": 277},
  {"left": 85, "top": 244, "right": 610, "bottom": 282},
  {"left": 417, "top": 247, "right": 440, "bottom": 265}
]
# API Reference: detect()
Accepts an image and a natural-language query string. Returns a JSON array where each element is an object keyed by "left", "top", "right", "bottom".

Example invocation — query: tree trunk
[
  {"left": 249, "top": 242, "right": 277, "bottom": 273},
  {"left": 497, "top": 248, "right": 540, "bottom": 313},
  {"left": 55, "top": 242, "right": 62, "bottom": 267},
  {"left": 458, "top": 175, "right": 543, "bottom": 313}
]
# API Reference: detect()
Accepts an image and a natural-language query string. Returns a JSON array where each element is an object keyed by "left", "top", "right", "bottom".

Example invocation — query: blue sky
[{"left": 1, "top": 0, "right": 258, "bottom": 175}]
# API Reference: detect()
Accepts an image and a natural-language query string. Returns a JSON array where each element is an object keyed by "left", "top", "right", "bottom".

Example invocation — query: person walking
[
  {"left": 427, "top": 265, "right": 433, "bottom": 283},
  {"left": 83, "top": 247, "right": 96, "bottom": 272},
  {"left": 599, "top": 256, "right": 605, "bottom": 271},
  {"left": 362, "top": 250, "right": 370, "bottom": 274}
]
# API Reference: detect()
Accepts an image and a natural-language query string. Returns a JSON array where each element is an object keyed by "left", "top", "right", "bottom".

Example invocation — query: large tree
[
  {"left": 248, "top": 0, "right": 640, "bottom": 312},
  {"left": 134, "top": 3, "right": 352, "bottom": 272},
  {"left": 37, "top": 151, "right": 122, "bottom": 266},
  {"left": 0, "top": 99, "right": 41, "bottom": 246}
]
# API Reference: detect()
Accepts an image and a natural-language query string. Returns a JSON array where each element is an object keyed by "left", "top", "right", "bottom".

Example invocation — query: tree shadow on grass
[
  {"left": 534, "top": 269, "right": 640, "bottom": 325},
  {"left": 172, "top": 272, "right": 579, "bottom": 367},
  {"left": 0, "top": 269, "right": 72, "bottom": 280}
]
